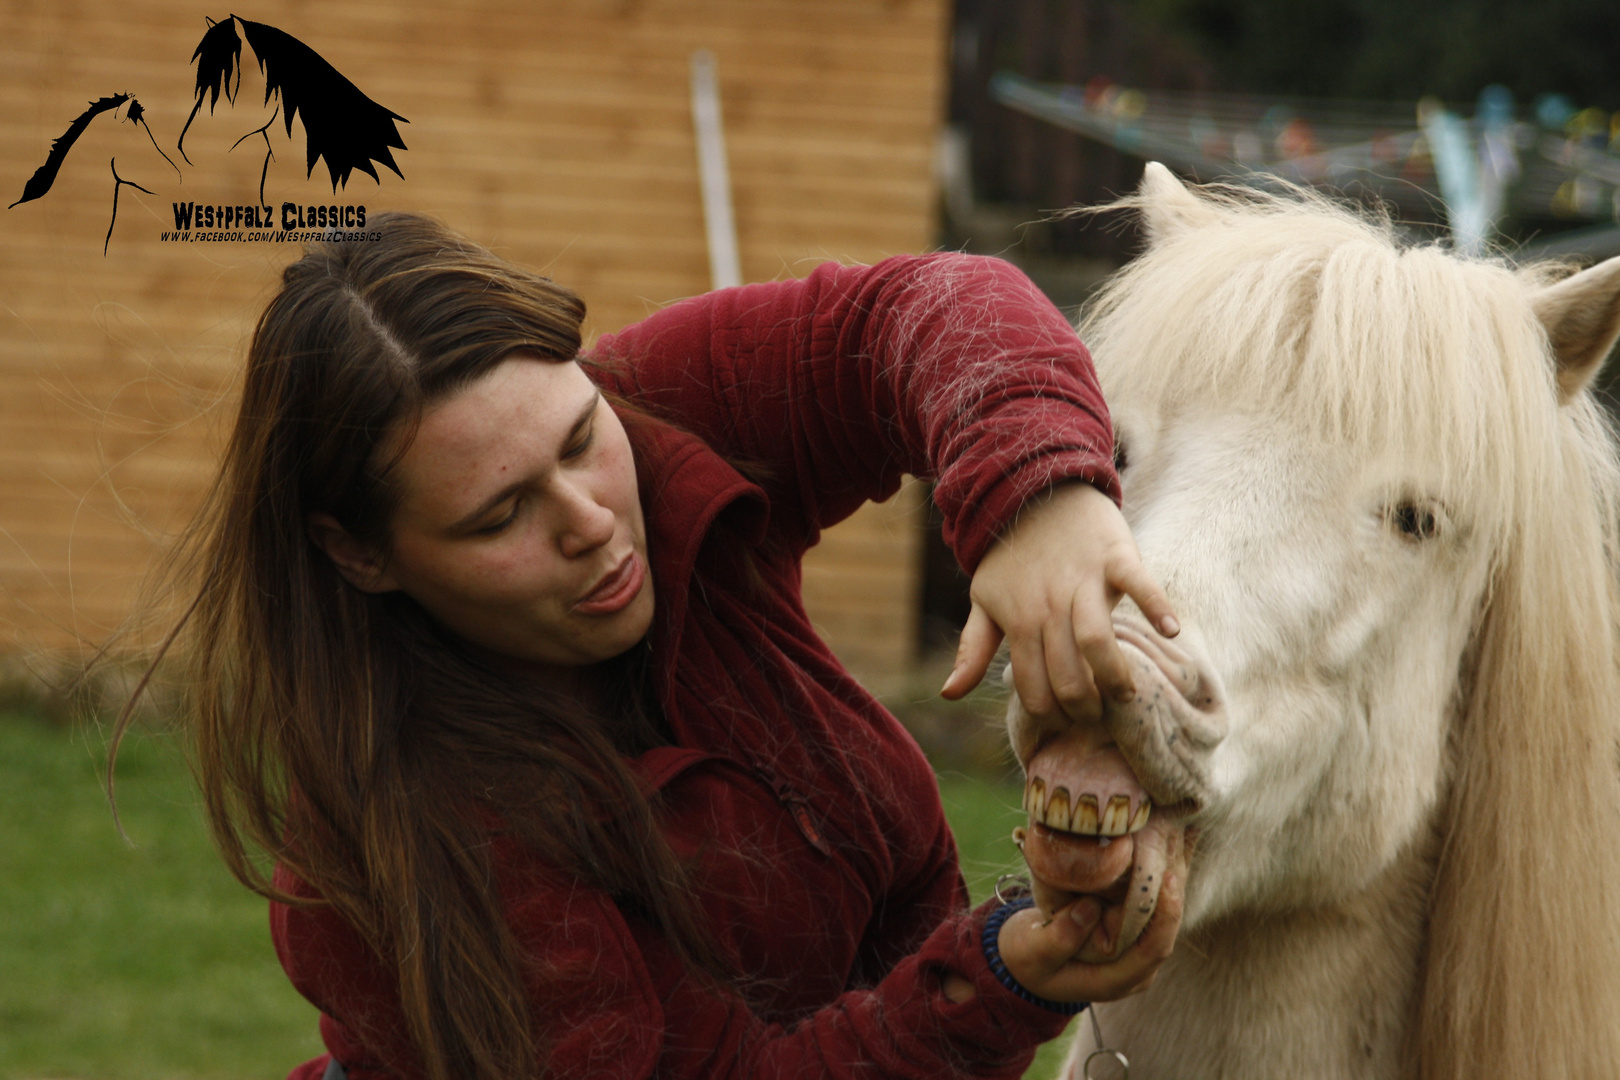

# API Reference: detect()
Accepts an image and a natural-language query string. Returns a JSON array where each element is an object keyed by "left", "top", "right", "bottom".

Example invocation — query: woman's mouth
[{"left": 573, "top": 551, "right": 645, "bottom": 615}]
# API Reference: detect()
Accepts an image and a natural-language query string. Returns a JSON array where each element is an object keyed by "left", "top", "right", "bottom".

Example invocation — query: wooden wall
[{"left": 0, "top": 0, "right": 948, "bottom": 684}]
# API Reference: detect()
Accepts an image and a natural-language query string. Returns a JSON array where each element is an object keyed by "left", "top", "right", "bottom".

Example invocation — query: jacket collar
[{"left": 619, "top": 409, "right": 767, "bottom": 684}]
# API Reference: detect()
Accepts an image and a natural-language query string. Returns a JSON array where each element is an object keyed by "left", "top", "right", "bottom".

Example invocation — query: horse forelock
[
  {"left": 1085, "top": 191, "right": 1584, "bottom": 541},
  {"left": 1084, "top": 181, "right": 1620, "bottom": 1076}
]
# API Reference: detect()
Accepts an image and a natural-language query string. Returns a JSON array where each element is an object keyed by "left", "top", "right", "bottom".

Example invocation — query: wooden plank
[{"left": 0, "top": 0, "right": 950, "bottom": 679}]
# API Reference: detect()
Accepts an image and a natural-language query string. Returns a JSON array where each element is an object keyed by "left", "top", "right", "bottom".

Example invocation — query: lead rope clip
[
  {"left": 1084, "top": 1007, "right": 1130, "bottom": 1080},
  {"left": 993, "top": 873, "right": 1030, "bottom": 904}
]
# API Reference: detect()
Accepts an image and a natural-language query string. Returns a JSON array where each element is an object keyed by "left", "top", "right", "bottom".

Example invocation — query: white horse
[{"left": 1006, "top": 163, "right": 1620, "bottom": 1079}]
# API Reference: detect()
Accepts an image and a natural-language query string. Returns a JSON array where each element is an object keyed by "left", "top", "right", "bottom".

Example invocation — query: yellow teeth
[
  {"left": 1101, "top": 795, "right": 1132, "bottom": 837},
  {"left": 1073, "top": 794, "right": 1100, "bottom": 834},
  {"left": 1024, "top": 779, "right": 1152, "bottom": 836},
  {"left": 1047, "top": 788, "right": 1071, "bottom": 832},
  {"left": 1026, "top": 778, "right": 1045, "bottom": 815}
]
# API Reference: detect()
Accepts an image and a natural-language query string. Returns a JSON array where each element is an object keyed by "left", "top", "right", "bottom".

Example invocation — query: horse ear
[
  {"left": 1529, "top": 255, "right": 1620, "bottom": 403},
  {"left": 1139, "top": 162, "right": 1217, "bottom": 244}
]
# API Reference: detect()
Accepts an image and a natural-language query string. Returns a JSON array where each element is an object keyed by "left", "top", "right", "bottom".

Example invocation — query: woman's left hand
[
  {"left": 939, "top": 482, "right": 1178, "bottom": 723},
  {"left": 940, "top": 838, "right": 1188, "bottom": 1006}
]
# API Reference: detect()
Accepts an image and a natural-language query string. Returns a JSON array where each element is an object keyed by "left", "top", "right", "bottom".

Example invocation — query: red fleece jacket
[{"left": 271, "top": 253, "right": 1119, "bottom": 1080}]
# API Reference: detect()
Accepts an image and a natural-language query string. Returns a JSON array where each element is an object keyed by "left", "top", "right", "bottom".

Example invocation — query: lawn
[
  {"left": 937, "top": 771, "right": 1082, "bottom": 1080},
  {"left": 0, "top": 712, "right": 1071, "bottom": 1079},
  {"left": 0, "top": 713, "right": 324, "bottom": 1079}
]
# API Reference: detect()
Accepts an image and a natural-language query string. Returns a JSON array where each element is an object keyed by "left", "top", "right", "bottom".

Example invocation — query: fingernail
[
  {"left": 1159, "top": 615, "right": 1180, "bottom": 636},
  {"left": 1113, "top": 684, "right": 1136, "bottom": 704},
  {"left": 1070, "top": 898, "right": 1102, "bottom": 929}
]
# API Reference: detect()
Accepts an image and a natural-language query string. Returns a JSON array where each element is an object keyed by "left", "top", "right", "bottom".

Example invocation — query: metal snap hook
[
  {"left": 1082, "top": 1047, "right": 1130, "bottom": 1080},
  {"left": 1084, "top": 1006, "right": 1129, "bottom": 1080},
  {"left": 994, "top": 873, "right": 1031, "bottom": 905}
]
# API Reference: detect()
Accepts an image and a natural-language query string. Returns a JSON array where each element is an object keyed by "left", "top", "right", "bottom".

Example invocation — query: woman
[{"left": 122, "top": 211, "right": 1185, "bottom": 1080}]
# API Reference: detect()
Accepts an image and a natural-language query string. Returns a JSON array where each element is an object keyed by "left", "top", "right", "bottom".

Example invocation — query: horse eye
[
  {"left": 1390, "top": 501, "right": 1440, "bottom": 541},
  {"left": 1113, "top": 438, "right": 1129, "bottom": 472}
]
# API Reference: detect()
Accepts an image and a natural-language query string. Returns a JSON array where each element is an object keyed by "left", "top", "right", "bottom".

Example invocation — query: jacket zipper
[{"left": 743, "top": 750, "right": 834, "bottom": 858}]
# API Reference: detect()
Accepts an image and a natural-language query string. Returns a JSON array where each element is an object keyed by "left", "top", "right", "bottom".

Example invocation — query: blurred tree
[
  {"left": 948, "top": 0, "right": 1620, "bottom": 245},
  {"left": 931, "top": 0, "right": 1620, "bottom": 658},
  {"left": 1135, "top": 0, "right": 1620, "bottom": 108},
  {"left": 949, "top": 0, "right": 1211, "bottom": 251}
]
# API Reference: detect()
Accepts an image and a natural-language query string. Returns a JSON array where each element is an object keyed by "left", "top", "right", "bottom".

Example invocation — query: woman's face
[{"left": 320, "top": 353, "right": 653, "bottom": 669}]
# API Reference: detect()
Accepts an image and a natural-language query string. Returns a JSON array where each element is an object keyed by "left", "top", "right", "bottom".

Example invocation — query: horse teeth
[
  {"left": 1024, "top": 781, "right": 1142, "bottom": 838},
  {"left": 1101, "top": 795, "right": 1132, "bottom": 837},
  {"left": 1047, "top": 787, "right": 1072, "bottom": 831},
  {"left": 1073, "top": 794, "right": 1100, "bottom": 834}
]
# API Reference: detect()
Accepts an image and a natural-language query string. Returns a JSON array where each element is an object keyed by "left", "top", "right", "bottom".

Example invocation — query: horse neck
[{"left": 1077, "top": 825, "right": 1441, "bottom": 1080}]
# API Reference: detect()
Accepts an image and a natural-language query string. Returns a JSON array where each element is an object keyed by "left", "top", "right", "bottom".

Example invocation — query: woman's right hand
[{"left": 997, "top": 847, "right": 1187, "bottom": 1003}]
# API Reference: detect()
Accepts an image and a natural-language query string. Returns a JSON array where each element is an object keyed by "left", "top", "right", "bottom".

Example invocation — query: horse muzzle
[{"left": 1016, "top": 617, "right": 1226, "bottom": 959}]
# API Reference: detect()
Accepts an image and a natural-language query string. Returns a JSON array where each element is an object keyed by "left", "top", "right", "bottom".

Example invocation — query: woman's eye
[
  {"left": 563, "top": 426, "right": 595, "bottom": 460},
  {"left": 475, "top": 502, "right": 520, "bottom": 536}
]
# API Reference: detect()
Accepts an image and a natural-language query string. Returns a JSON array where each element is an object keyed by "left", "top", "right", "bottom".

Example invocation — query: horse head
[{"left": 1006, "top": 164, "right": 1620, "bottom": 1077}]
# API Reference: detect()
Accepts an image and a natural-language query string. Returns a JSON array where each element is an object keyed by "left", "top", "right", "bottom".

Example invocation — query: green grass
[
  {"left": 0, "top": 713, "right": 323, "bottom": 1079},
  {"left": 0, "top": 714, "right": 1069, "bottom": 1078},
  {"left": 936, "top": 770, "right": 1028, "bottom": 904},
  {"left": 937, "top": 772, "right": 1080, "bottom": 1080}
]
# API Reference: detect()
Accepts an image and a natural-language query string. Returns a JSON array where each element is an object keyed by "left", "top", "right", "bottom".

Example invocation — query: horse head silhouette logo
[{"left": 10, "top": 14, "right": 409, "bottom": 253}]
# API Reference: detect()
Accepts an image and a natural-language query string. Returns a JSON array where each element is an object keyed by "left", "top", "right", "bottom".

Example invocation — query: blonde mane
[{"left": 1081, "top": 185, "right": 1620, "bottom": 1078}]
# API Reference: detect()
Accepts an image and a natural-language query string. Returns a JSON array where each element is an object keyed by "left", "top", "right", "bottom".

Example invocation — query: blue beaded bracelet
[{"left": 980, "top": 897, "right": 1090, "bottom": 1016}]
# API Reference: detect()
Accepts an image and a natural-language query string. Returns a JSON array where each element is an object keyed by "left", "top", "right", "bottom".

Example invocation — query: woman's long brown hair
[{"left": 109, "top": 212, "right": 728, "bottom": 1080}]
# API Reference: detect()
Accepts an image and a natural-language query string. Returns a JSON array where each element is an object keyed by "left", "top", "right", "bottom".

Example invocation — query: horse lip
[
  {"left": 1029, "top": 726, "right": 1115, "bottom": 763},
  {"left": 1113, "top": 615, "right": 1226, "bottom": 739},
  {"left": 1114, "top": 619, "right": 1210, "bottom": 709},
  {"left": 1025, "top": 820, "right": 1139, "bottom": 895},
  {"left": 1099, "top": 616, "right": 1226, "bottom": 810}
]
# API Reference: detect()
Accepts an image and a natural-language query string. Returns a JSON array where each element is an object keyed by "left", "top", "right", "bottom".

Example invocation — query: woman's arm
[
  {"left": 273, "top": 856, "right": 1185, "bottom": 1080},
  {"left": 591, "top": 255, "right": 1175, "bottom": 713},
  {"left": 588, "top": 253, "right": 1116, "bottom": 573}
]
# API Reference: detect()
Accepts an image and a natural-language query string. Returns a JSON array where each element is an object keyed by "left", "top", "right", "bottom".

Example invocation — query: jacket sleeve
[
  {"left": 639, "top": 898, "right": 1074, "bottom": 1080},
  {"left": 273, "top": 863, "right": 1075, "bottom": 1080},
  {"left": 588, "top": 253, "right": 1117, "bottom": 573}
]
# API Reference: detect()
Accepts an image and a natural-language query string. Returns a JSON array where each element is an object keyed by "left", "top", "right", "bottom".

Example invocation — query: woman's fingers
[
  {"left": 941, "top": 603, "right": 1004, "bottom": 699},
  {"left": 1045, "top": 842, "right": 1189, "bottom": 1001},
  {"left": 1008, "top": 634, "right": 1055, "bottom": 721},
  {"left": 1030, "top": 874, "right": 1080, "bottom": 919},
  {"left": 998, "top": 830, "right": 1191, "bottom": 1004},
  {"left": 945, "top": 482, "right": 1181, "bottom": 713},
  {"left": 1071, "top": 585, "right": 1136, "bottom": 706},
  {"left": 998, "top": 898, "right": 1105, "bottom": 985},
  {"left": 1043, "top": 617, "right": 1101, "bottom": 723},
  {"left": 1070, "top": 548, "right": 1179, "bottom": 706},
  {"left": 1111, "top": 553, "right": 1180, "bottom": 638}
]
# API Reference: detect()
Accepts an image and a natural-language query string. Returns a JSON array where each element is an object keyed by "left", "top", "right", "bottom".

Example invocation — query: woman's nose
[{"left": 555, "top": 482, "right": 616, "bottom": 558}]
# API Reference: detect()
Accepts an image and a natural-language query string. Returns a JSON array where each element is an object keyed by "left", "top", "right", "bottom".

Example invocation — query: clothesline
[{"left": 990, "top": 71, "right": 1620, "bottom": 245}]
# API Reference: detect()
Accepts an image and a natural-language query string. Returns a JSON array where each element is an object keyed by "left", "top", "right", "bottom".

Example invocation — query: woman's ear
[{"left": 306, "top": 512, "right": 401, "bottom": 593}]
